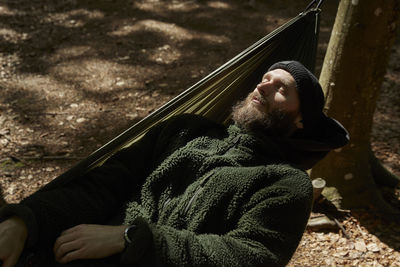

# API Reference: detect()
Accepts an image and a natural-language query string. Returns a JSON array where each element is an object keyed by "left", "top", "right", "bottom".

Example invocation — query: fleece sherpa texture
[{"left": 0, "top": 114, "right": 313, "bottom": 267}]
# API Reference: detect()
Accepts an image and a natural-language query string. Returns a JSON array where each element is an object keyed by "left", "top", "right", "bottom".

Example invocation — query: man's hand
[
  {"left": 0, "top": 216, "right": 28, "bottom": 267},
  {"left": 53, "top": 224, "right": 127, "bottom": 264}
]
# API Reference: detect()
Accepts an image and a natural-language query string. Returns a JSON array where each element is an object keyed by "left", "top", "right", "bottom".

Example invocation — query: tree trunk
[{"left": 310, "top": 0, "right": 400, "bottom": 212}]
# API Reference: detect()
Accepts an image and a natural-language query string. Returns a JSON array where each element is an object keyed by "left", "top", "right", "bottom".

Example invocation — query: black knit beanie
[
  {"left": 268, "top": 60, "right": 349, "bottom": 148},
  {"left": 268, "top": 61, "right": 325, "bottom": 131}
]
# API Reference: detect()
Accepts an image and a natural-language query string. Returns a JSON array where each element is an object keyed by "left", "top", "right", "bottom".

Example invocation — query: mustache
[{"left": 250, "top": 91, "right": 267, "bottom": 105}]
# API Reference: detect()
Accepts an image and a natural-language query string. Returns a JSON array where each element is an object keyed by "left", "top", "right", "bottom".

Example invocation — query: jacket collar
[
  {"left": 227, "top": 123, "right": 334, "bottom": 170},
  {"left": 226, "top": 124, "right": 286, "bottom": 162}
]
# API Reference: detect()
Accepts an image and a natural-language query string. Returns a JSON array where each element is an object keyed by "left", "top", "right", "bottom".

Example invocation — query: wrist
[
  {"left": 120, "top": 218, "right": 153, "bottom": 265},
  {"left": 123, "top": 224, "right": 137, "bottom": 247},
  {"left": 0, "top": 203, "right": 38, "bottom": 248},
  {"left": 113, "top": 225, "right": 128, "bottom": 253}
]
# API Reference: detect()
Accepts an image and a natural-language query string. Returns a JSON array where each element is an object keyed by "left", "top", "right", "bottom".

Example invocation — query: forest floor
[{"left": 0, "top": 0, "right": 400, "bottom": 266}]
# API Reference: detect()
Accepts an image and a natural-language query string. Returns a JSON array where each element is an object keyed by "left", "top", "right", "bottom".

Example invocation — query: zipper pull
[
  {"left": 199, "top": 171, "right": 213, "bottom": 186},
  {"left": 183, "top": 171, "right": 214, "bottom": 216}
]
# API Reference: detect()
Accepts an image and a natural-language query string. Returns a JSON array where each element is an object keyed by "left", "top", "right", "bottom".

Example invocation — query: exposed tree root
[{"left": 369, "top": 146, "right": 400, "bottom": 187}]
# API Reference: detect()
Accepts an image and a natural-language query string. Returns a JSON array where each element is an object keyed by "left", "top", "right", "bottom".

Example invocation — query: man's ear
[{"left": 295, "top": 114, "right": 304, "bottom": 129}]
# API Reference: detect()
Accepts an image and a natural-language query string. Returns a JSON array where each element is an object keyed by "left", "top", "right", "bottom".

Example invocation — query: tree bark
[{"left": 310, "top": 0, "right": 400, "bottom": 212}]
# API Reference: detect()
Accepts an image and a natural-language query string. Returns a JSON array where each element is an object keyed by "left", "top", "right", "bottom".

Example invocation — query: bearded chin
[{"left": 231, "top": 94, "right": 297, "bottom": 137}]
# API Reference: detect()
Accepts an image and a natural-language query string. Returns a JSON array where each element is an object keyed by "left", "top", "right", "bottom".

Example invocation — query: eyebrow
[
  {"left": 262, "top": 72, "right": 294, "bottom": 89},
  {"left": 279, "top": 74, "right": 295, "bottom": 89},
  {"left": 280, "top": 79, "right": 290, "bottom": 88}
]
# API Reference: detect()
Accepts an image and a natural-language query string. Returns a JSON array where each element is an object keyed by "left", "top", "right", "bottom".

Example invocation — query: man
[{"left": 0, "top": 61, "right": 349, "bottom": 267}]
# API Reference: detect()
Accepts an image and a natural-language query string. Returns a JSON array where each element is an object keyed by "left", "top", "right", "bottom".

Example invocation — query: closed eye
[
  {"left": 277, "top": 83, "right": 286, "bottom": 93},
  {"left": 262, "top": 73, "right": 271, "bottom": 82}
]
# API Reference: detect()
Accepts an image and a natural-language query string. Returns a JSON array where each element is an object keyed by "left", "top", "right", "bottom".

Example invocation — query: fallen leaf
[
  {"left": 354, "top": 240, "right": 367, "bottom": 252},
  {"left": 367, "top": 243, "right": 380, "bottom": 253},
  {"left": 0, "top": 128, "right": 10, "bottom": 135}
]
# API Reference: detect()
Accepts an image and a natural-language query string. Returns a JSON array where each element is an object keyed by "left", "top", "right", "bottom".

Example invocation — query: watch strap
[{"left": 124, "top": 225, "right": 137, "bottom": 245}]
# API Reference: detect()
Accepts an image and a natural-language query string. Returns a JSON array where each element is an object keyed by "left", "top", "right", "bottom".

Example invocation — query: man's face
[{"left": 232, "top": 69, "right": 302, "bottom": 137}]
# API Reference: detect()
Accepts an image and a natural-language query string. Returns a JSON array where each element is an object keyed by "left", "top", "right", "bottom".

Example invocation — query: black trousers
[
  {"left": 15, "top": 248, "right": 123, "bottom": 267},
  {"left": 15, "top": 212, "right": 128, "bottom": 267}
]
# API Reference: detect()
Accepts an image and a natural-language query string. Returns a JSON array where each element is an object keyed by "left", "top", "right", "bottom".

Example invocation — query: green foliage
[{"left": 0, "top": 158, "right": 24, "bottom": 172}]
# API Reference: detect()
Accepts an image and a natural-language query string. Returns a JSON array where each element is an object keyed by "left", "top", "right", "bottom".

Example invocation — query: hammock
[{"left": 42, "top": 1, "right": 324, "bottom": 190}]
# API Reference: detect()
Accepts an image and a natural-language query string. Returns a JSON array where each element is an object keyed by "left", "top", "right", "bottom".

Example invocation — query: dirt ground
[{"left": 1, "top": 0, "right": 400, "bottom": 266}]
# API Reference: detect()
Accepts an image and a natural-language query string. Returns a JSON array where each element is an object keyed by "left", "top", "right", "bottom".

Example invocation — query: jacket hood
[
  {"left": 272, "top": 116, "right": 350, "bottom": 170},
  {"left": 232, "top": 115, "right": 349, "bottom": 170}
]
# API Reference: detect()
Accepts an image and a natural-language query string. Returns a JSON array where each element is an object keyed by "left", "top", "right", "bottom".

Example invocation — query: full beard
[{"left": 231, "top": 92, "right": 297, "bottom": 137}]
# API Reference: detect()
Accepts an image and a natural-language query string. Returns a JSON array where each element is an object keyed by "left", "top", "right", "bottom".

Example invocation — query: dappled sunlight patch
[
  {"left": 166, "top": 1, "right": 200, "bottom": 12},
  {"left": 110, "top": 19, "right": 230, "bottom": 45},
  {"left": 1, "top": 74, "right": 76, "bottom": 108},
  {"left": 41, "top": 8, "right": 105, "bottom": 28},
  {"left": 47, "top": 45, "right": 93, "bottom": 64},
  {"left": 146, "top": 44, "right": 181, "bottom": 64},
  {"left": 134, "top": 0, "right": 200, "bottom": 13},
  {"left": 0, "top": 4, "right": 18, "bottom": 16},
  {"left": 48, "top": 58, "right": 159, "bottom": 93},
  {"left": 0, "top": 28, "right": 29, "bottom": 44},
  {"left": 202, "top": 33, "right": 230, "bottom": 45},
  {"left": 207, "top": 1, "right": 232, "bottom": 10},
  {"left": 110, "top": 19, "right": 193, "bottom": 41},
  {"left": 50, "top": 59, "right": 124, "bottom": 91},
  {"left": 109, "top": 23, "right": 139, "bottom": 37}
]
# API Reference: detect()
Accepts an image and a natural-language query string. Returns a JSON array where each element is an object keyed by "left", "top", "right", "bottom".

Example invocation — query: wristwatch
[{"left": 124, "top": 224, "right": 137, "bottom": 247}]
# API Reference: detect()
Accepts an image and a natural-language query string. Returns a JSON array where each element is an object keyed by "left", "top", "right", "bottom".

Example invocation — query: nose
[{"left": 256, "top": 80, "right": 272, "bottom": 96}]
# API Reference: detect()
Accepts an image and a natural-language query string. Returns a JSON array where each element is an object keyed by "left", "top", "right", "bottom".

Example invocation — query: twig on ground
[{"left": 334, "top": 218, "right": 351, "bottom": 239}]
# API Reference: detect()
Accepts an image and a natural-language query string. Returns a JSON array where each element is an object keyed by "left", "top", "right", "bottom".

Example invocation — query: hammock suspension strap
[{"left": 304, "top": 0, "right": 325, "bottom": 12}]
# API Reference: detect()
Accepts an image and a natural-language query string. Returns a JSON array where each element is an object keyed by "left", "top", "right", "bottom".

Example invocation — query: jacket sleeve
[
  {"left": 0, "top": 120, "right": 166, "bottom": 249},
  {"left": 120, "top": 171, "right": 313, "bottom": 267}
]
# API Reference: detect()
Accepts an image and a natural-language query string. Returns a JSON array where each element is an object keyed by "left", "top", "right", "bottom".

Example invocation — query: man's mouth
[
  {"left": 251, "top": 93, "right": 265, "bottom": 106},
  {"left": 251, "top": 96, "right": 260, "bottom": 104}
]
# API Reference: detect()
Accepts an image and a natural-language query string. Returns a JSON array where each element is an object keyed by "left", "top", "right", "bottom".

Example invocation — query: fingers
[
  {"left": 53, "top": 224, "right": 88, "bottom": 253},
  {"left": 53, "top": 228, "right": 77, "bottom": 253},
  {"left": 54, "top": 239, "right": 84, "bottom": 263},
  {"left": 0, "top": 217, "right": 27, "bottom": 267},
  {"left": 53, "top": 224, "right": 126, "bottom": 263},
  {"left": 54, "top": 225, "right": 86, "bottom": 263},
  {"left": 56, "top": 246, "right": 88, "bottom": 264},
  {"left": 57, "top": 248, "right": 85, "bottom": 264}
]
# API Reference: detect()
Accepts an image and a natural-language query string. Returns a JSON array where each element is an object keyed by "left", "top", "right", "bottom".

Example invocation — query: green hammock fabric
[{"left": 42, "top": 7, "right": 321, "bottom": 190}]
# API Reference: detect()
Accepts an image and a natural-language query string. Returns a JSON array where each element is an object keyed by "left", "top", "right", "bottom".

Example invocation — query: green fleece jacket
[{"left": 0, "top": 114, "right": 313, "bottom": 267}]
